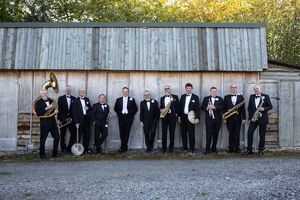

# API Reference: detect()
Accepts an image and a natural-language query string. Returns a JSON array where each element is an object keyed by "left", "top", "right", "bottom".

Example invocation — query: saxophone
[
  {"left": 251, "top": 96, "right": 265, "bottom": 122},
  {"left": 208, "top": 98, "right": 215, "bottom": 119},
  {"left": 160, "top": 95, "right": 173, "bottom": 118}
]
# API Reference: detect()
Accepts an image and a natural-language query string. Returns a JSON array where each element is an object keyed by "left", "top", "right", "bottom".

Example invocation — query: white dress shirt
[
  {"left": 66, "top": 95, "right": 71, "bottom": 110},
  {"left": 80, "top": 98, "right": 86, "bottom": 115},
  {"left": 211, "top": 97, "right": 216, "bottom": 105},
  {"left": 255, "top": 96, "right": 261, "bottom": 108},
  {"left": 147, "top": 101, "right": 150, "bottom": 111},
  {"left": 184, "top": 94, "right": 191, "bottom": 114},
  {"left": 231, "top": 95, "right": 237, "bottom": 105},
  {"left": 164, "top": 96, "right": 171, "bottom": 107},
  {"left": 122, "top": 96, "right": 128, "bottom": 114}
]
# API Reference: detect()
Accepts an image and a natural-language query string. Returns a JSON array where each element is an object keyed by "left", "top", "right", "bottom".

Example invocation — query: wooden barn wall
[
  {"left": 0, "top": 70, "right": 274, "bottom": 151},
  {"left": 0, "top": 27, "right": 267, "bottom": 71}
]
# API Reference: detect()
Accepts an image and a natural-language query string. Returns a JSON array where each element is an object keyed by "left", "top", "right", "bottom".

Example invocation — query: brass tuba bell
[{"left": 32, "top": 72, "right": 59, "bottom": 118}]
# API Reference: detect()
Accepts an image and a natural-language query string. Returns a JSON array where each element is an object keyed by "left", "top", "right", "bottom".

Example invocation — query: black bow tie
[
  {"left": 146, "top": 100, "right": 150, "bottom": 102},
  {"left": 80, "top": 97, "right": 85, "bottom": 100},
  {"left": 166, "top": 95, "right": 170, "bottom": 97},
  {"left": 66, "top": 95, "right": 71, "bottom": 98},
  {"left": 255, "top": 96, "right": 261, "bottom": 99},
  {"left": 44, "top": 99, "right": 49, "bottom": 102},
  {"left": 231, "top": 95, "right": 237, "bottom": 97},
  {"left": 186, "top": 94, "right": 191, "bottom": 97}
]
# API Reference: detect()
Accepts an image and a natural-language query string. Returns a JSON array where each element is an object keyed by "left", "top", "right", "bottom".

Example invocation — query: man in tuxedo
[
  {"left": 201, "top": 87, "right": 224, "bottom": 154},
  {"left": 140, "top": 90, "right": 160, "bottom": 152},
  {"left": 92, "top": 94, "right": 110, "bottom": 153},
  {"left": 34, "top": 89, "right": 59, "bottom": 159},
  {"left": 57, "top": 85, "right": 76, "bottom": 153},
  {"left": 178, "top": 83, "right": 200, "bottom": 153},
  {"left": 223, "top": 84, "right": 246, "bottom": 153},
  {"left": 160, "top": 85, "right": 179, "bottom": 153},
  {"left": 72, "top": 88, "right": 92, "bottom": 154},
  {"left": 114, "top": 87, "right": 138, "bottom": 153},
  {"left": 247, "top": 85, "right": 273, "bottom": 155}
]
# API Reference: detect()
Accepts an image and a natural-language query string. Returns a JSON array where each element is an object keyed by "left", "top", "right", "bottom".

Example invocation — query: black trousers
[
  {"left": 161, "top": 115, "right": 176, "bottom": 151},
  {"left": 78, "top": 115, "right": 90, "bottom": 152},
  {"left": 59, "top": 122, "right": 76, "bottom": 152},
  {"left": 226, "top": 118, "right": 242, "bottom": 152},
  {"left": 247, "top": 121, "right": 267, "bottom": 151},
  {"left": 94, "top": 123, "right": 108, "bottom": 151},
  {"left": 180, "top": 114, "right": 195, "bottom": 151},
  {"left": 118, "top": 114, "right": 134, "bottom": 151},
  {"left": 143, "top": 122, "right": 157, "bottom": 151},
  {"left": 39, "top": 118, "right": 59, "bottom": 158},
  {"left": 205, "top": 119, "right": 221, "bottom": 152}
]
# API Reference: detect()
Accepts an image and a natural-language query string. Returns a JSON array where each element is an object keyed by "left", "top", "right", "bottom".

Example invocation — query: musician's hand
[
  {"left": 76, "top": 123, "right": 80, "bottom": 128},
  {"left": 195, "top": 118, "right": 199, "bottom": 124},
  {"left": 93, "top": 121, "right": 95, "bottom": 125},
  {"left": 258, "top": 107, "right": 265, "bottom": 111},
  {"left": 54, "top": 108, "right": 58, "bottom": 114},
  {"left": 45, "top": 105, "right": 53, "bottom": 110},
  {"left": 223, "top": 120, "right": 226, "bottom": 124},
  {"left": 84, "top": 106, "right": 89, "bottom": 110},
  {"left": 242, "top": 120, "right": 246, "bottom": 124},
  {"left": 140, "top": 122, "right": 144, "bottom": 128},
  {"left": 178, "top": 117, "right": 181, "bottom": 123}
]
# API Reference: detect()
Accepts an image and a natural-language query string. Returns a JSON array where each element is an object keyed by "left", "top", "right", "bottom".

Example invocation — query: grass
[{"left": 0, "top": 149, "right": 299, "bottom": 163}]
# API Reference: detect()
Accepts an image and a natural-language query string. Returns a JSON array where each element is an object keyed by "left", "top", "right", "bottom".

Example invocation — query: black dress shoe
[
  {"left": 258, "top": 150, "right": 264, "bottom": 156},
  {"left": 203, "top": 151, "right": 210, "bottom": 155},
  {"left": 40, "top": 155, "right": 46, "bottom": 160},
  {"left": 246, "top": 151, "right": 253, "bottom": 155},
  {"left": 162, "top": 149, "right": 166, "bottom": 153},
  {"left": 168, "top": 149, "right": 174, "bottom": 153}
]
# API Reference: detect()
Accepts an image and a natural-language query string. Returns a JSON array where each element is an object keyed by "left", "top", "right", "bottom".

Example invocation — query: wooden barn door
[{"left": 260, "top": 81, "right": 280, "bottom": 148}]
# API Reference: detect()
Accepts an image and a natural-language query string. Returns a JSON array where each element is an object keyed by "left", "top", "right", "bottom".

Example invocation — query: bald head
[
  {"left": 253, "top": 85, "right": 261, "bottom": 95},
  {"left": 78, "top": 88, "right": 85, "bottom": 97}
]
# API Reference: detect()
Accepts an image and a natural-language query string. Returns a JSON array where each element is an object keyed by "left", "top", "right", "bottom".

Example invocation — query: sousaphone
[{"left": 32, "top": 72, "right": 59, "bottom": 118}]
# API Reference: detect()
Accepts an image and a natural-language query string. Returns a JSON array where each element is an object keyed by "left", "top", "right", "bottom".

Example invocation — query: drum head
[{"left": 71, "top": 143, "right": 84, "bottom": 156}]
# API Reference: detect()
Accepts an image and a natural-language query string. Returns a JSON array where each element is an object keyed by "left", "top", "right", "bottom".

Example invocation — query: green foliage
[{"left": 0, "top": 0, "right": 299, "bottom": 66}]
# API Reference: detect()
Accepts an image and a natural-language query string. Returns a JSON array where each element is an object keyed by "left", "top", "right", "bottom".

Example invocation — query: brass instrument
[
  {"left": 58, "top": 117, "right": 72, "bottom": 128},
  {"left": 251, "top": 96, "right": 265, "bottom": 122},
  {"left": 208, "top": 98, "right": 215, "bottom": 119},
  {"left": 160, "top": 95, "right": 173, "bottom": 118},
  {"left": 32, "top": 72, "right": 59, "bottom": 118},
  {"left": 223, "top": 100, "right": 245, "bottom": 120}
]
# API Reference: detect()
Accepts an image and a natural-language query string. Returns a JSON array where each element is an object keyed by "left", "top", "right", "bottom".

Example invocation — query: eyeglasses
[{"left": 164, "top": 88, "right": 170, "bottom": 90}]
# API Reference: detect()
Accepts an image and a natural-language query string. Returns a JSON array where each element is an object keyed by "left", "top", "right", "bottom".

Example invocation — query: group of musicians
[{"left": 35, "top": 83, "right": 272, "bottom": 159}]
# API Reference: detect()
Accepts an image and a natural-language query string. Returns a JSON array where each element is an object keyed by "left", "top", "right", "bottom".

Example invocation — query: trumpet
[{"left": 208, "top": 98, "right": 215, "bottom": 119}]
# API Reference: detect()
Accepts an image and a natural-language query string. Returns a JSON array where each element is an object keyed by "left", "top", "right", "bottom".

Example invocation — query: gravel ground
[{"left": 0, "top": 157, "right": 299, "bottom": 200}]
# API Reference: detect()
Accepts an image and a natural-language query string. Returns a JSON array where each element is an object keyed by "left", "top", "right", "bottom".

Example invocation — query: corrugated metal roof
[{"left": 0, "top": 23, "right": 268, "bottom": 71}]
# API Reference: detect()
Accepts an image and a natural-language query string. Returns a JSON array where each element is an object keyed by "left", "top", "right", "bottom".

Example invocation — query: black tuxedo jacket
[
  {"left": 201, "top": 96, "right": 224, "bottom": 121},
  {"left": 35, "top": 97, "right": 56, "bottom": 127},
  {"left": 140, "top": 99, "right": 160, "bottom": 124},
  {"left": 114, "top": 96, "right": 138, "bottom": 118},
  {"left": 248, "top": 93, "right": 273, "bottom": 124},
  {"left": 92, "top": 102, "right": 110, "bottom": 126},
  {"left": 179, "top": 93, "right": 200, "bottom": 119},
  {"left": 72, "top": 97, "right": 92, "bottom": 124},
  {"left": 160, "top": 94, "right": 179, "bottom": 118},
  {"left": 57, "top": 95, "right": 76, "bottom": 121},
  {"left": 223, "top": 94, "right": 246, "bottom": 121}
]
